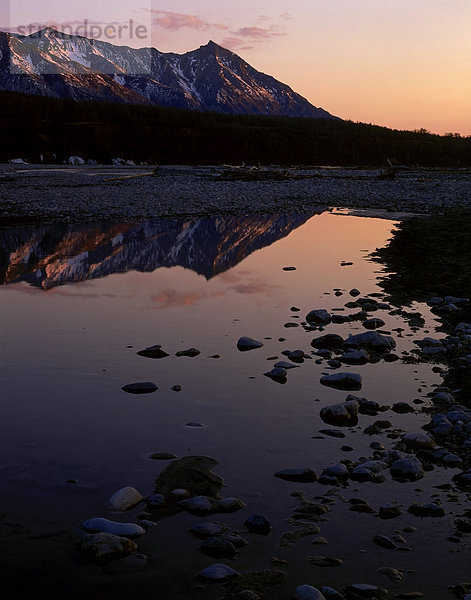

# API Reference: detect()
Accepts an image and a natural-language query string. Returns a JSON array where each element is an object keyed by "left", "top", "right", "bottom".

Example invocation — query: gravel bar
[{"left": 1, "top": 164, "right": 471, "bottom": 223}]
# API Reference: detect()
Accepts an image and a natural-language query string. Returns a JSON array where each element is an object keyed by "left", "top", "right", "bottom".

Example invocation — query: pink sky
[{"left": 4, "top": 0, "right": 471, "bottom": 135}]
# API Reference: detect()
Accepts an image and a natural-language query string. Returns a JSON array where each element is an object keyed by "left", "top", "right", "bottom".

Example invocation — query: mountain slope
[{"left": 0, "top": 28, "right": 336, "bottom": 118}]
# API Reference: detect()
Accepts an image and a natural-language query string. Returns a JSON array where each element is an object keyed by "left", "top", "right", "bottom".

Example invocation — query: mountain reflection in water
[{"left": 0, "top": 214, "right": 315, "bottom": 289}]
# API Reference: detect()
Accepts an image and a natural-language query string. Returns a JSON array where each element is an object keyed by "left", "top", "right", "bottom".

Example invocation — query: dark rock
[
  {"left": 122, "top": 382, "right": 158, "bottom": 394},
  {"left": 189, "top": 523, "right": 227, "bottom": 539},
  {"left": 137, "top": 345, "right": 169, "bottom": 359},
  {"left": 77, "top": 532, "right": 137, "bottom": 564},
  {"left": 373, "top": 534, "right": 396, "bottom": 549},
  {"left": 237, "top": 337, "right": 263, "bottom": 351},
  {"left": 306, "top": 309, "right": 332, "bottom": 325},
  {"left": 245, "top": 514, "right": 271, "bottom": 535},
  {"left": 200, "top": 536, "right": 237, "bottom": 558},
  {"left": 345, "top": 584, "right": 388, "bottom": 598},
  {"left": 407, "top": 501, "right": 446, "bottom": 518},
  {"left": 343, "top": 331, "right": 396, "bottom": 353},
  {"left": 363, "top": 318, "right": 385, "bottom": 330},
  {"left": 198, "top": 563, "right": 240, "bottom": 581},
  {"left": 379, "top": 504, "right": 403, "bottom": 519},
  {"left": 320, "top": 372, "right": 362, "bottom": 391},
  {"left": 392, "top": 402, "right": 414, "bottom": 414},
  {"left": 308, "top": 555, "right": 343, "bottom": 567},
  {"left": 311, "top": 334, "right": 344, "bottom": 349},
  {"left": 390, "top": 457, "right": 424, "bottom": 481},
  {"left": 320, "top": 400, "right": 359, "bottom": 426},
  {"left": 175, "top": 348, "right": 200, "bottom": 357},
  {"left": 274, "top": 468, "right": 317, "bottom": 483}
]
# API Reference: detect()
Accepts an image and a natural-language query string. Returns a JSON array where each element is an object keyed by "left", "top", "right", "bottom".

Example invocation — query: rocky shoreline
[{"left": 0, "top": 165, "right": 471, "bottom": 223}]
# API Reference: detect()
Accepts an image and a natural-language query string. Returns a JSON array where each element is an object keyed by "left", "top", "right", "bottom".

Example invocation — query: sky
[{"left": 3, "top": 0, "right": 470, "bottom": 135}]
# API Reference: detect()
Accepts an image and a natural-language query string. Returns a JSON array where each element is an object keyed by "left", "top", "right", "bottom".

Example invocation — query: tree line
[{"left": 1, "top": 91, "right": 470, "bottom": 167}]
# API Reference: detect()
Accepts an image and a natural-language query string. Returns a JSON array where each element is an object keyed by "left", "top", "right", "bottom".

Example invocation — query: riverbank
[{"left": 1, "top": 165, "right": 471, "bottom": 223}]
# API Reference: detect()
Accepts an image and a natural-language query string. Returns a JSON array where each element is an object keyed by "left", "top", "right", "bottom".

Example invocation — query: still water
[{"left": 0, "top": 212, "right": 467, "bottom": 599}]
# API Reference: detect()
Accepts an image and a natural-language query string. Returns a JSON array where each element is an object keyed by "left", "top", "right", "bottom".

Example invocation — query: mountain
[
  {"left": 0, "top": 214, "right": 315, "bottom": 289},
  {"left": 0, "top": 27, "right": 336, "bottom": 118}
]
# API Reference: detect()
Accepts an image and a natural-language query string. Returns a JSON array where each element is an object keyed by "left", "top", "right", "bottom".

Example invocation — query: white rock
[
  {"left": 81, "top": 518, "right": 146, "bottom": 538},
  {"left": 107, "top": 486, "right": 143, "bottom": 511}
]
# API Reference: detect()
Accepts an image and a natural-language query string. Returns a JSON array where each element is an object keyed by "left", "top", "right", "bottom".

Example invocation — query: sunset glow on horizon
[{"left": 3, "top": 0, "right": 470, "bottom": 135}]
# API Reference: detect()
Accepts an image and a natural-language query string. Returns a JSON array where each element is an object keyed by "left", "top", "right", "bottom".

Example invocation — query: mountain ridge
[{"left": 0, "top": 27, "right": 337, "bottom": 118}]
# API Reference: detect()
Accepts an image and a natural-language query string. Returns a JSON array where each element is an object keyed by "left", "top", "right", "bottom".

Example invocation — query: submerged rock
[
  {"left": 311, "top": 334, "right": 344, "bottom": 349},
  {"left": 345, "top": 583, "right": 388, "bottom": 598},
  {"left": 189, "top": 522, "right": 227, "bottom": 539},
  {"left": 175, "top": 348, "right": 200, "bottom": 357},
  {"left": 200, "top": 536, "right": 237, "bottom": 558},
  {"left": 274, "top": 468, "right": 317, "bottom": 483},
  {"left": 137, "top": 345, "right": 169, "bottom": 359},
  {"left": 77, "top": 532, "right": 137, "bottom": 564}
]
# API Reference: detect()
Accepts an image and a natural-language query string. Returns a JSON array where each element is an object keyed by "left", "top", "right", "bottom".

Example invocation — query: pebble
[
  {"left": 121, "top": 382, "right": 158, "bottom": 394},
  {"left": 343, "top": 331, "right": 396, "bottom": 352},
  {"left": 178, "top": 496, "right": 216, "bottom": 516},
  {"left": 106, "top": 487, "right": 143, "bottom": 511},
  {"left": 274, "top": 360, "right": 300, "bottom": 369},
  {"left": 363, "top": 318, "right": 385, "bottom": 330},
  {"left": 308, "top": 555, "right": 343, "bottom": 567},
  {"left": 392, "top": 402, "right": 414, "bottom": 414},
  {"left": 80, "top": 518, "right": 146, "bottom": 538},
  {"left": 373, "top": 534, "right": 396, "bottom": 549},
  {"left": 320, "top": 587, "right": 343, "bottom": 600},
  {"left": 311, "top": 334, "right": 345, "bottom": 349},
  {"left": 264, "top": 367, "right": 287, "bottom": 382},
  {"left": 146, "top": 493, "right": 165, "bottom": 509},
  {"left": 77, "top": 532, "right": 138, "bottom": 564},
  {"left": 379, "top": 504, "right": 403, "bottom": 519},
  {"left": 198, "top": 563, "right": 240, "bottom": 581}
]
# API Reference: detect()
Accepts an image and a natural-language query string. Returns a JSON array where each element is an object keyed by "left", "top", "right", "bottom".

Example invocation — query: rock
[
  {"left": 320, "top": 400, "right": 359, "bottom": 426},
  {"left": 137, "top": 345, "right": 169, "bottom": 359},
  {"left": 320, "top": 587, "right": 343, "bottom": 600},
  {"left": 68, "top": 156, "right": 86, "bottom": 165},
  {"left": 245, "top": 514, "right": 271, "bottom": 535},
  {"left": 216, "top": 497, "right": 246, "bottom": 513},
  {"left": 80, "top": 518, "right": 145, "bottom": 538},
  {"left": 264, "top": 367, "right": 288, "bottom": 382},
  {"left": 402, "top": 433, "right": 436, "bottom": 451},
  {"left": 274, "top": 468, "right": 317, "bottom": 483},
  {"left": 77, "top": 532, "right": 137, "bottom": 564},
  {"left": 107, "top": 487, "right": 143, "bottom": 511},
  {"left": 198, "top": 563, "right": 240, "bottom": 581},
  {"left": 200, "top": 536, "right": 237, "bottom": 558},
  {"left": 146, "top": 493, "right": 165, "bottom": 510},
  {"left": 149, "top": 452, "right": 178, "bottom": 460},
  {"left": 341, "top": 349, "right": 369, "bottom": 365},
  {"left": 154, "top": 456, "right": 224, "bottom": 499},
  {"left": 350, "top": 289, "right": 361, "bottom": 297},
  {"left": 455, "top": 518, "right": 471, "bottom": 533},
  {"left": 233, "top": 591, "right": 260, "bottom": 600},
  {"left": 311, "top": 334, "right": 344, "bottom": 349},
  {"left": 313, "top": 537, "right": 328, "bottom": 545},
  {"left": 122, "top": 382, "right": 158, "bottom": 394},
  {"left": 343, "top": 331, "right": 396, "bottom": 353},
  {"left": 379, "top": 504, "right": 403, "bottom": 519},
  {"left": 295, "top": 585, "right": 327, "bottom": 600},
  {"left": 407, "top": 502, "right": 446, "bottom": 518},
  {"left": 175, "top": 348, "right": 200, "bottom": 357},
  {"left": 308, "top": 555, "right": 343, "bottom": 567},
  {"left": 102, "top": 553, "right": 148, "bottom": 573},
  {"left": 321, "top": 463, "right": 350, "bottom": 482},
  {"left": 319, "top": 429, "right": 346, "bottom": 438},
  {"left": 178, "top": 496, "right": 216, "bottom": 516},
  {"left": 363, "top": 318, "right": 385, "bottom": 330},
  {"left": 320, "top": 372, "right": 362, "bottom": 391},
  {"left": 373, "top": 534, "right": 396, "bottom": 549},
  {"left": 283, "top": 266, "right": 296, "bottom": 271},
  {"left": 392, "top": 402, "right": 414, "bottom": 414},
  {"left": 306, "top": 309, "right": 332, "bottom": 325},
  {"left": 189, "top": 523, "right": 227, "bottom": 539},
  {"left": 171, "top": 385, "right": 182, "bottom": 392},
  {"left": 8, "top": 158, "right": 27, "bottom": 164},
  {"left": 287, "top": 349, "right": 306, "bottom": 362},
  {"left": 378, "top": 567, "right": 402, "bottom": 583},
  {"left": 452, "top": 469, "right": 471, "bottom": 488},
  {"left": 237, "top": 337, "right": 263, "bottom": 351},
  {"left": 345, "top": 584, "right": 388, "bottom": 598},
  {"left": 383, "top": 353, "right": 399, "bottom": 362},
  {"left": 219, "top": 533, "right": 248, "bottom": 548},
  {"left": 274, "top": 361, "right": 300, "bottom": 370},
  {"left": 390, "top": 457, "right": 424, "bottom": 481}
]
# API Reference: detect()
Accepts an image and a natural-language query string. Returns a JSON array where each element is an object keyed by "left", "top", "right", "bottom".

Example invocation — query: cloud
[
  {"left": 144, "top": 9, "right": 287, "bottom": 51},
  {"left": 145, "top": 9, "right": 227, "bottom": 32}
]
